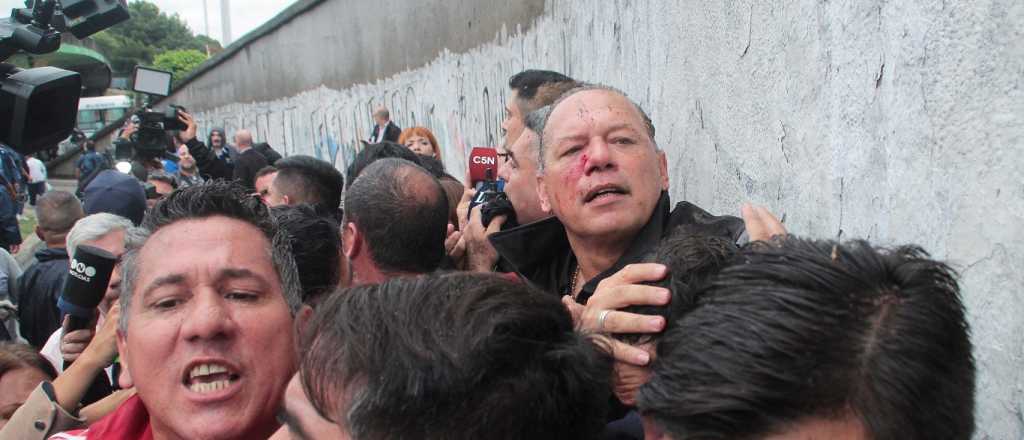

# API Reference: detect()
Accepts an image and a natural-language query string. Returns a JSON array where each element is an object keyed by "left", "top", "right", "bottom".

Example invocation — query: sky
[{"left": 1, "top": 0, "right": 298, "bottom": 45}]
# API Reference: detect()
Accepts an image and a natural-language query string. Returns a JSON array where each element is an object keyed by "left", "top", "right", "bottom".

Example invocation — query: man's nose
[
  {"left": 583, "top": 139, "right": 614, "bottom": 175},
  {"left": 181, "top": 289, "right": 237, "bottom": 343}
]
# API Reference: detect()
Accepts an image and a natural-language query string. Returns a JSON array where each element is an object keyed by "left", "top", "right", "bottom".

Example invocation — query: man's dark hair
[
  {"left": 255, "top": 165, "right": 278, "bottom": 180},
  {"left": 119, "top": 181, "right": 302, "bottom": 331},
  {"left": 413, "top": 154, "right": 447, "bottom": 179},
  {"left": 344, "top": 158, "right": 447, "bottom": 274},
  {"left": 300, "top": 272, "right": 613, "bottom": 440},
  {"left": 36, "top": 191, "right": 84, "bottom": 234},
  {"left": 272, "top": 155, "right": 344, "bottom": 216},
  {"left": 617, "top": 225, "right": 739, "bottom": 344},
  {"left": 508, "top": 69, "right": 574, "bottom": 104},
  {"left": 637, "top": 238, "right": 976, "bottom": 440},
  {"left": 345, "top": 141, "right": 421, "bottom": 187},
  {"left": 147, "top": 173, "right": 178, "bottom": 190},
  {"left": 271, "top": 204, "right": 340, "bottom": 305}
]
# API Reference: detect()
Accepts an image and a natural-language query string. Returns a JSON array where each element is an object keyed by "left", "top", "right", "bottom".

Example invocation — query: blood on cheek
[{"left": 562, "top": 153, "right": 588, "bottom": 185}]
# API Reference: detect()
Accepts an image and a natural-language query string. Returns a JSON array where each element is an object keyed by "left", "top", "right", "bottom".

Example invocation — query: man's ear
[
  {"left": 35, "top": 226, "right": 45, "bottom": 242},
  {"left": 282, "top": 194, "right": 291, "bottom": 206},
  {"left": 342, "top": 222, "right": 361, "bottom": 259},
  {"left": 536, "top": 174, "right": 552, "bottom": 214},
  {"left": 116, "top": 330, "right": 133, "bottom": 389},
  {"left": 294, "top": 305, "right": 314, "bottom": 342}
]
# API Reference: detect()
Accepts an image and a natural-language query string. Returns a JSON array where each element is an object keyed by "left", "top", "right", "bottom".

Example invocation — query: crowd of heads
[{"left": 0, "top": 68, "right": 978, "bottom": 440}]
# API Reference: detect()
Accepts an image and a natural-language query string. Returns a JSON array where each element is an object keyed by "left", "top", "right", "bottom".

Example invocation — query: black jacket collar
[{"left": 491, "top": 192, "right": 744, "bottom": 304}]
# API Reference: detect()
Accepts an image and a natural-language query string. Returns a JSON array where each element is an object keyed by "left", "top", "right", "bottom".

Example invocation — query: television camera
[{"left": 1, "top": 0, "right": 130, "bottom": 154}]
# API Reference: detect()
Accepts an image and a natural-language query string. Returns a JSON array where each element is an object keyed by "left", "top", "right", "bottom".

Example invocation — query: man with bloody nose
[{"left": 493, "top": 85, "right": 785, "bottom": 411}]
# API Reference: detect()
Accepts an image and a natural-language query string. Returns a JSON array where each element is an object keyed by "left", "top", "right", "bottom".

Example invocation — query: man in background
[
  {"left": 368, "top": 107, "right": 401, "bottom": 143},
  {"left": 16, "top": 191, "right": 84, "bottom": 347},
  {"left": 232, "top": 129, "right": 268, "bottom": 192},
  {"left": 264, "top": 156, "right": 344, "bottom": 220}
]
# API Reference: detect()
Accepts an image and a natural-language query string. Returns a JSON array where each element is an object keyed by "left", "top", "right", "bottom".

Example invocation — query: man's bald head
[
  {"left": 344, "top": 158, "right": 448, "bottom": 274},
  {"left": 234, "top": 129, "right": 253, "bottom": 148}
]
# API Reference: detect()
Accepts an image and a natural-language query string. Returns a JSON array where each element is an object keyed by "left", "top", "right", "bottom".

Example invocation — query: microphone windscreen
[
  {"left": 61, "top": 244, "right": 117, "bottom": 312},
  {"left": 468, "top": 147, "right": 498, "bottom": 186}
]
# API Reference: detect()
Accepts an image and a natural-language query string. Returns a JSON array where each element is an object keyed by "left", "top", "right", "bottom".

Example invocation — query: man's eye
[
  {"left": 561, "top": 145, "right": 582, "bottom": 158},
  {"left": 226, "top": 291, "right": 258, "bottom": 302},
  {"left": 153, "top": 298, "right": 181, "bottom": 309},
  {"left": 612, "top": 137, "right": 637, "bottom": 145}
]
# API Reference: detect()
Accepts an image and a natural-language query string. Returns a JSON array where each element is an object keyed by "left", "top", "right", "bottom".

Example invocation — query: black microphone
[{"left": 58, "top": 244, "right": 117, "bottom": 334}]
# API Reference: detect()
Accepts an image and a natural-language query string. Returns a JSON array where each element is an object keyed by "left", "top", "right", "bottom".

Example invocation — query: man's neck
[
  {"left": 237, "top": 144, "right": 251, "bottom": 152},
  {"left": 567, "top": 232, "right": 634, "bottom": 284},
  {"left": 180, "top": 167, "right": 196, "bottom": 176}
]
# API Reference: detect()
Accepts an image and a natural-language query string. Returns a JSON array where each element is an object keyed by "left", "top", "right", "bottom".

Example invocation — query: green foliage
[
  {"left": 92, "top": 1, "right": 218, "bottom": 76},
  {"left": 153, "top": 49, "right": 208, "bottom": 84}
]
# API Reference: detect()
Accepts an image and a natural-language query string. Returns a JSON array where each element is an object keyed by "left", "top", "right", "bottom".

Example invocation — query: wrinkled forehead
[{"left": 546, "top": 89, "right": 649, "bottom": 137}]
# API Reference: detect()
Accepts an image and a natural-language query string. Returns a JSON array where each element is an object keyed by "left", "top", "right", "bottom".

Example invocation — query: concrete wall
[
  {"left": 184, "top": 1, "right": 1022, "bottom": 437},
  {"left": 165, "top": 0, "right": 545, "bottom": 110}
]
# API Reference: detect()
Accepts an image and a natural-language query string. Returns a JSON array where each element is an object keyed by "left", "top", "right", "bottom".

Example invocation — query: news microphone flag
[
  {"left": 469, "top": 147, "right": 498, "bottom": 188},
  {"left": 58, "top": 244, "right": 117, "bottom": 333}
]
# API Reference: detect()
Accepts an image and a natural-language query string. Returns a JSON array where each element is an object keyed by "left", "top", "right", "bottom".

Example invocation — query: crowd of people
[{"left": 0, "top": 70, "right": 975, "bottom": 440}]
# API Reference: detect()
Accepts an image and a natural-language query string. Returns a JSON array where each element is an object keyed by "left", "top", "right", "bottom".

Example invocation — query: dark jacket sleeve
[
  {"left": 186, "top": 138, "right": 232, "bottom": 181},
  {"left": 0, "top": 190, "right": 21, "bottom": 246},
  {"left": 385, "top": 124, "right": 402, "bottom": 142}
]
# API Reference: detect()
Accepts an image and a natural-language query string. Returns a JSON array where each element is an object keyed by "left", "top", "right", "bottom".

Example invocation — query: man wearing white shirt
[{"left": 26, "top": 154, "right": 47, "bottom": 206}]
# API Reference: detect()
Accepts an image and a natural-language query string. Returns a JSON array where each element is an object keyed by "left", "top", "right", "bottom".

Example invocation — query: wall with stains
[{"left": 184, "top": 1, "right": 1023, "bottom": 436}]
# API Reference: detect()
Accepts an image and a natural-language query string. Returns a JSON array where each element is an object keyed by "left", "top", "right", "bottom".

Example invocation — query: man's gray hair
[
  {"left": 66, "top": 213, "right": 133, "bottom": 257},
  {"left": 530, "top": 84, "right": 658, "bottom": 173}
]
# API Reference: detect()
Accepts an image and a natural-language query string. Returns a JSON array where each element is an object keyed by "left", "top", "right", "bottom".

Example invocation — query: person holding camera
[{"left": 175, "top": 111, "right": 232, "bottom": 181}]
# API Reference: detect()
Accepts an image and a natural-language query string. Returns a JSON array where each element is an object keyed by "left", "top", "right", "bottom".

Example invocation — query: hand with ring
[{"left": 565, "top": 263, "right": 670, "bottom": 366}]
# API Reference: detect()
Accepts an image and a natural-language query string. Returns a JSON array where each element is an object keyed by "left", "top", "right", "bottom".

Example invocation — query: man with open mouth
[{"left": 50, "top": 181, "right": 302, "bottom": 440}]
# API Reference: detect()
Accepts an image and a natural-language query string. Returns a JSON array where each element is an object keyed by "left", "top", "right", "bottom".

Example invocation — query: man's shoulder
[{"left": 667, "top": 201, "right": 745, "bottom": 241}]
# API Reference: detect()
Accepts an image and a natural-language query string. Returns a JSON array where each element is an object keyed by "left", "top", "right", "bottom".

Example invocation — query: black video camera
[
  {"left": 1, "top": 0, "right": 130, "bottom": 154},
  {"left": 113, "top": 67, "right": 182, "bottom": 166}
]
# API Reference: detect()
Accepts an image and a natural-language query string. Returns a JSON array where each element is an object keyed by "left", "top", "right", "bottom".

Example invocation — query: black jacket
[
  {"left": 185, "top": 137, "right": 233, "bottom": 181},
  {"left": 233, "top": 148, "right": 269, "bottom": 192},
  {"left": 16, "top": 247, "right": 69, "bottom": 348},
  {"left": 490, "top": 192, "right": 745, "bottom": 304},
  {"left": 369, "top": 122, "right": 401, "bottom": 143}
]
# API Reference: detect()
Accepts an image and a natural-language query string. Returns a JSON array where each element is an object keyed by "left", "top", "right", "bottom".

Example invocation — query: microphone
[
  {"left": 58, "top": 244, "right": 118, "bottom": 334},
  {"left": 468, "top": 147, "right": 498, "bottom": 189}
]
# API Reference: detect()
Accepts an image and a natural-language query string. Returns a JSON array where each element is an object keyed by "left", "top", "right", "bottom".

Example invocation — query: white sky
[{"left": 1, "top": 0, "right": 298, "bottom": 45}]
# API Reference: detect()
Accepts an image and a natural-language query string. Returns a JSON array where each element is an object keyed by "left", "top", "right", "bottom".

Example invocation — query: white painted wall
[{"left": 194, "top": 1, "right": 1023, "bottom": 436}]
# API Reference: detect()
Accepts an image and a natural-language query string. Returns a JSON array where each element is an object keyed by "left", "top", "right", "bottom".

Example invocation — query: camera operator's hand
[
  {"left": 444, "top": 223, "right": 465, "bottom": 268},
  {"left": 464, "top": 205, "right": 504, "bottom": 272},
  {"left": 178, "top": 111, "right": 198, "bottom": 143},
  {"left": 119, "top": 122, "right": 137, "bottom": 140}
]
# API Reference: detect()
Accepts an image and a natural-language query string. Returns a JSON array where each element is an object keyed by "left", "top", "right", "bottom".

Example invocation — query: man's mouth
[
  {"left": 583, "top": 184, "right": 629, "bottom": 203},
  {"left": 183, "top": 362, "right": 240, "bottom": 394}
]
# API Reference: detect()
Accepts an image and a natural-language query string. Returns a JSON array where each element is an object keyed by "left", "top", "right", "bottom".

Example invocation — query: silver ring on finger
[{"left": 596, "top": 309, "right": 612, "bottom": 334}]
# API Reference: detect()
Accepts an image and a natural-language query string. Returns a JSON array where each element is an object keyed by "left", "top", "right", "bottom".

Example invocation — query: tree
[
  {"left": 91, "top": 1, "right": 214, "bottom": 75},
  {"left": 153, "top": 49, "right": 208, "bottom": 84}
]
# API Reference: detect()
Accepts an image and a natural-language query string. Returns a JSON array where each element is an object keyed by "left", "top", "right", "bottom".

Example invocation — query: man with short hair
[
  {"left": 638, "top": 238, "right": 976, "bottom": 440},
  {"left": 145, "top": 173, "right": 176, "bottom": 208},
  {"left": 49, "top": 181, "right": 302, "bottom": 439},
  {"left": 265, "top": 156, "right": 344, "bottom": 219},
  {"left": 368, "top": 107, "right": 401, "bottom": 143},
  {"left": 175, "top": 145, "right": 204, "bottom": 188},
  {"left": 345, "top": 141, "right": 422, "bottom": 187},
  {"left": 271, "top": 204, "right": 342, "bottom": 304},
  {"left": 342, "top": 158, "right": 447, "bottom": 285},
  {"left": 286, "top": 273, "right": 613, "bottom": 440},
  {"left": 232, "top": 129, "right": 268, "bottom": 192},
  {"left": 253, "top": 166, "right": 277, "bottom": 204},
  {"left": 457, "top": 70, "right": 577, "bottom": 271},
  {"left": 16, "top": 191, "right": 84, "bottom": 348}
]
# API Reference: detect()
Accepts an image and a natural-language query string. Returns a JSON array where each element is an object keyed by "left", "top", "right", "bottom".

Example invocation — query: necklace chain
[{"left": 567, "top": 262, "right": 581, "bottom": 300}]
